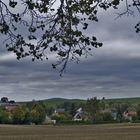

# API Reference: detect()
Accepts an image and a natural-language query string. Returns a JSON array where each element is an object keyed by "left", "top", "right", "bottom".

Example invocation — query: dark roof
[{"left": 55, "top": 108, "right": 65, "bottom": 113}]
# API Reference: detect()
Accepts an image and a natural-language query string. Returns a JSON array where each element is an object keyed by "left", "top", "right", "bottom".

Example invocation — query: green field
[
  {"left": 106, "top": 97, "right": 140, "bottom": 105},
  {"left": 1, "top": 123, "right": 140, "bottom": 140}
]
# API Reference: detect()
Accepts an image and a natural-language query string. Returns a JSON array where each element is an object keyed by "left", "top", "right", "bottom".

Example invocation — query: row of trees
[
  {"left": 48, "top": 97, "right": 140, "bottom": 123},
  {"left": 0, "top": 0, "right": 139, "bottom": 74},
  {"left": 0, "top": 103, "right": 46, "bottom": 124}
]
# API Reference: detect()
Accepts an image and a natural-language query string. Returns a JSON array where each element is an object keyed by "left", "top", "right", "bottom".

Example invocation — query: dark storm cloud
[
  {"left": 0, "top": 54, "right": 140, "bottom": 101},
  {"left": 0, "top": 2, "right": 140, "bottom": 101}
]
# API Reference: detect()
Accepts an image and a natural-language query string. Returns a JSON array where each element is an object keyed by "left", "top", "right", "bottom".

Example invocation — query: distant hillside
[
  {"left": 19, "top": 97, "right": 140, "bottom": 108},
  {"left": 41, "top": 98, "right": 86, "bottom": 108},
  {"left": 43, "top": 97, "right": 140, "bottom": 107},
  {"left": 105, "top": 97, "right": 140, "bottom": 105}
]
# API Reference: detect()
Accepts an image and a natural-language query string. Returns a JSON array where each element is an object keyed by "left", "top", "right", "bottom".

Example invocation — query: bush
[
  {"left": 0, "top": 110, "right": 11, "bottom": 124},
  {"left": 102, "top": 112, "right": 114, "bottom": 121},
  {"left": 12, "top": 106, "right": 27, "bottom": 124},
  {"left": 51, "top": 112, "right": 72, "bottom": 123},
  {"left": 93, "top": 120, "right": 119, "bottom": 124},
  {"left": 56, "top": 120, "right": 92, "bottom": 125},
  {"left": 31, "top": 103, "right": 46, "bottom": 124}
]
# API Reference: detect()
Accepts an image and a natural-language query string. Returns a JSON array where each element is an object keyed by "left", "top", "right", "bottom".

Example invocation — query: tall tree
[
  {"left": 0, "top": 107, "right": 10, "bottom": 124},
  {"left": 12, "top": 106, "right": 27, "bottom": 124},
  {"left": 84, "top": 97, "right": 100, "bottom": 121},
  {"left": 1, "top": 97, "right": 8, "bottom": 103},
  {"left": 31, "top": 103, "right": 46, "bottom": 124}
]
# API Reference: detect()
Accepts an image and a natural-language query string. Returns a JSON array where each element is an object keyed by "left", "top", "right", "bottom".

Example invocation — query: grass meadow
[{"left": 0, "top": 123, "right": 140, "bottom": 140}]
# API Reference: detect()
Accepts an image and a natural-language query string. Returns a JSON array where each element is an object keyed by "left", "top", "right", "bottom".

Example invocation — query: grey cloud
[
  {"left": 0, "top": 2, "right": 140, "bottom": 101},
  {"left": 1, "top": 54, "right": 140, "bottom": 101}
]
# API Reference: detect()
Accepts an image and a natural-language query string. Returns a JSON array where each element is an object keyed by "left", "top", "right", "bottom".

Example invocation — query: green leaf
[{"left": 9, "top": 0, "right": 17, "bottom": 8}]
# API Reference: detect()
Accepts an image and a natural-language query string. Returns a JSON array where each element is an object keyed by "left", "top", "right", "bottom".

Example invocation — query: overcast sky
[{"left": 0, "top": 1, "right": 140, "bottom": 101}]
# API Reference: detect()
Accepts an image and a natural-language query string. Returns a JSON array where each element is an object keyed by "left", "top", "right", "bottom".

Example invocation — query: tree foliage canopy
[{"left": 0, "top": 0, "right": 139, "bottom": 74}]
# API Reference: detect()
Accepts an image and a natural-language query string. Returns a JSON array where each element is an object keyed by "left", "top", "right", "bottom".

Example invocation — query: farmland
[{"left": 0, "top": 123, "right": 140, "bottom": 140}]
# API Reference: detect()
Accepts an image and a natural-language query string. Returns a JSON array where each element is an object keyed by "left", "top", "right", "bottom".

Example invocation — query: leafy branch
[{"left": 0, "top": 0, "right": 139, "bottom": 75}]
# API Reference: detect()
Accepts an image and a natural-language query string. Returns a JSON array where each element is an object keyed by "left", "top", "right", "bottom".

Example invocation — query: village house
[
  {"left": 0, "top": 97, "right": 19, "bottom": 112},
  {"left": 123, "top": 107, "right": 137, "bottom": 121},
  {"left": 101, "top": 108, "right": 117, "bottom": 120},
  {"left": 73, "top": 108, "right": 88, "bottom": 121},
  {"left": 43, "top": 115, "right": 56, "bottom": 125},
  {"left": 54, "top": 108, "right": 65, "bottom": 114},
  {"left": 123, "top": 110, "right": 137, "bottom": 121},
  {"left": 73, "top": 107, "right": 118, "bottom": 121},
  {"left": 1, "top": 103, "right": 19, "bottom": 112}
]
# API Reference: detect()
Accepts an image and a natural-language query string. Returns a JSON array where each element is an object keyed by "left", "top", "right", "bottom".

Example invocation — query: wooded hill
[{"left": 27, "top": 97, "right": 140, "bottom": 107}]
